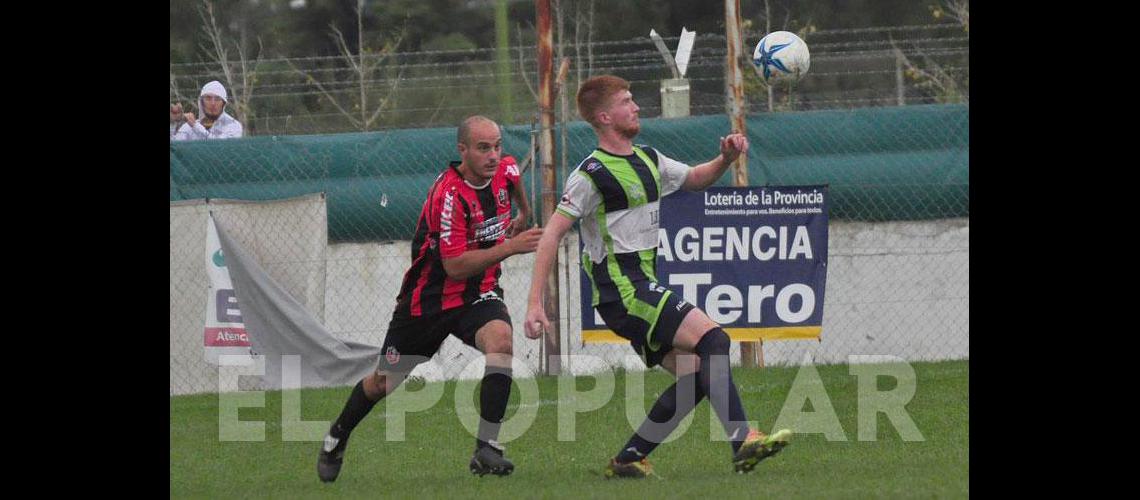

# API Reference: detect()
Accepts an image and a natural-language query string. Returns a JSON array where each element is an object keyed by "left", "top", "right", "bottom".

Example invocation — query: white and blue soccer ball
[{"left": 752, "top": 31, "right": 810, "bottom": 85}]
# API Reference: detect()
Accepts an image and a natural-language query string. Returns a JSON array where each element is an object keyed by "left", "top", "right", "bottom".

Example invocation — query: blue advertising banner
[{"left": 581, "top": 185, "right": 829, "bottom": 343}]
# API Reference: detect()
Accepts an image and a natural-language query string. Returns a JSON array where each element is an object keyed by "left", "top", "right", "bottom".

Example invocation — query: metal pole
[
  {"left": 496, "top": 0, "right": 513, "bottom": 122},
  {"left": 725, "top": 0, "right": 760, "bottom": 367},
  {"left": 537, "top": 0, "right": 561, "bottom": 375}
]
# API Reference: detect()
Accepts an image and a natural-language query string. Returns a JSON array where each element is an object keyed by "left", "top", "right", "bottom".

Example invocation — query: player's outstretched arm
[
  {"left": 682, "top": 133, "right": 750, "bottom": 191},
  {"left": 441, "top": 227, "right": 543, "bottom": 280},
  {"left": 524, "top": 212, "right": 576, "bottom": 339}
]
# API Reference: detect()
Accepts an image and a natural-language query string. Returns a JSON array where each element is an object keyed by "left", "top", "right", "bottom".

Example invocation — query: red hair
[{"left": 576, "top": 75, "right": 630, "bottom": 128}]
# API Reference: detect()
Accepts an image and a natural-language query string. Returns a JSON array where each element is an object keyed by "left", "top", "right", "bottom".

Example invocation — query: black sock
[
  {"left": 615, "top": 372, "right": 705, "bottom": 463},
  {"left": 476, "top": 365, "right": 513, "bottom": 452},
  {"left": 329, "top": 380, "right": 381, "bottom": 441},
  {"left": 695, "top": 328, "right": 750, "bottom": 454}
]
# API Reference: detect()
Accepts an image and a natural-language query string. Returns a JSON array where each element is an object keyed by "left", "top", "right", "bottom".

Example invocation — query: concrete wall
[
  {"left": 313, "top": 217, "right": 969, "bottom": 377},
  {"left": 170, "top": 195, "right": 328, "bottom": 395},
  {"left": 172, "top": 204, "right": 968, "bottom": 394}
]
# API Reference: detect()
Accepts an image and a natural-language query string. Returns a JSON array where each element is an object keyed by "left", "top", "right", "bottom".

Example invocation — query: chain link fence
[
  {"left": 170, "top": 26, "right": 967, "bottom": 395},
  {"left": 171, "top": 195, "right": 331, "bottom": 395},
  {"left": 170, "top": 24, "right": 967, "bottom": 135}
]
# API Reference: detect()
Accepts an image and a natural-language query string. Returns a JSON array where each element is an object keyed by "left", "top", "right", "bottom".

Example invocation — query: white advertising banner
[{"left": 203, "top": 213, "right": 254, "bottom": 364}]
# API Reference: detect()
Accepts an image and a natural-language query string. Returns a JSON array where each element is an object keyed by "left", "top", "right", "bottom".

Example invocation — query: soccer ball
[{"left": 752, "top": 31, "right": 810, "bottom": 85}]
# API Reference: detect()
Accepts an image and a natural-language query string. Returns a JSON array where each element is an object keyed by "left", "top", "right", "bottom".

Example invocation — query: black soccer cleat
[
  {"left": 469, "top": 445, "right": 515, "bottom": 476},
  {"left": 317, "top": 434, "right": 348, "bottom": 483},
  {"left": 604, "top": 457, "right": 654, "bottom": 479}
]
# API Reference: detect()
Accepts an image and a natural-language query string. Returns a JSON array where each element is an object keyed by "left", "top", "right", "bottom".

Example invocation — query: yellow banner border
[{"left": 581, "top": 327, "right": 821, "bottom": 344}]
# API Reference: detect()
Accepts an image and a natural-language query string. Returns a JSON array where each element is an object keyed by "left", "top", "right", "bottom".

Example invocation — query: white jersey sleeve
[
  {"left": 555, "top": 169, "right": 601, "bottom": 220},
  {"left": 655, "top": 149, "right": 692, "bottom": 196}
]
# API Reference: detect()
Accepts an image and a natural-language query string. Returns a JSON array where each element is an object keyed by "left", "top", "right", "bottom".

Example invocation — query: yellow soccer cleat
[{"left": 733, "top": 428, "right": 792, "bottom": 473}]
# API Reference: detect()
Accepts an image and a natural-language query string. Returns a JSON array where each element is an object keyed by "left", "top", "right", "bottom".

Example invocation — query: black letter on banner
[{"left": 216, "top": 289, "right": 242, "bottom": 323}]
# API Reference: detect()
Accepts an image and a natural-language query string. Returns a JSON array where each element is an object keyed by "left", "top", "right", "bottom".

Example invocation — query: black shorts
[
  {"left": 595, "top": 280, "right": 695, "bottom": 368},
  {"left": 377, "top": 294, "right": 511, "bottom": 374}
]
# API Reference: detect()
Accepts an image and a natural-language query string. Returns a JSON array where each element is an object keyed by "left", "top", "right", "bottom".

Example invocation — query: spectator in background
[
  {"left": 169, "top": 102, "right": 186, "bottom": 140},
  {"left": 172, "top": 80, "right": 244, "bottom": 141}
]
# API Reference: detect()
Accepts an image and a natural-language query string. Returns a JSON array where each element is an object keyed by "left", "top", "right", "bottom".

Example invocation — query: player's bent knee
[
  {"left": 701, "top": 327, "right": 731, "bottom": 354},
  {"left": 673, "top": 308, "right": 722, "bottom": 351},
  {"left": 678, "top": 353, "right": 701, "bottom": 376},
  {"left": 478, "top": 320, "right": 514, "bottom": 355},
  {"left": 484, "top": 335, "right": 513, "bottom": 356},
  {"left": 664, "top": 351, "right": 700, "bottom": 377},
  {"left": 367, "top": 370, "right": 408, "bottom": 396},
  {"left": 363, "top": 371, "right": 386, "bottom": 399}
]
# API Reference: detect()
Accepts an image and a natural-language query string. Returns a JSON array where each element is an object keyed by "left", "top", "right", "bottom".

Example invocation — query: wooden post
[
  {"left": 537, "top": 0, "right": 561, "bottom": 375},
  {"left": 725, "top": 0, "right": 761, "bottom": 367}
]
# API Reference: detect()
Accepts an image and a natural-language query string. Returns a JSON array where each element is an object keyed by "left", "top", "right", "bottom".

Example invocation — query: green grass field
[{"left": 170, "top": 359, "right": 968, "bottom": 498}]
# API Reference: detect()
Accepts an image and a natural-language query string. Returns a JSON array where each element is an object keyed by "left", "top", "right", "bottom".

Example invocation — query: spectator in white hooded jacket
[{"left": 172, "top": 80, "right": 244, "bottom": 141}]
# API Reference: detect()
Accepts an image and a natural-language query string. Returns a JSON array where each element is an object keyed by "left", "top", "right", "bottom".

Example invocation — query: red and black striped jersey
[{"left": 394, "top": 155, "right": 522, "bottom": 317}]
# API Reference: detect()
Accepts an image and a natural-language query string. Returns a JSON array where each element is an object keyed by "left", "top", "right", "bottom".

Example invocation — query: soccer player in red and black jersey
[{"left": 318, "top": 116, "right": 543, "bottom": 482}]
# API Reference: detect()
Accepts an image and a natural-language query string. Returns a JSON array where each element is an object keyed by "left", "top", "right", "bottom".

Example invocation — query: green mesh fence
[{"left": 170, "top": 103, "right": 968, "bottom": 243}]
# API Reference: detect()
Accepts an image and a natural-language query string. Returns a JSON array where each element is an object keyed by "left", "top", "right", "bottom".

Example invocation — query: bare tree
[
  {"left": 931, "top": 0, "right": 969, "bottom": 32},
  {"left": 288, "top": 0, "right": 405, "bottom": 132},
  {"left": 573, "top": 0, "right": 582, "bottom": 89},
  {"left": 170, "top": 71, "right": 190, "bottom": 132},
  {"left": 894, "top": 1, "right": 969, "bottom": 104},
  {"left": 170, "top": 71, "right": 190, "bottom": 107},
  {"left": 587, "top": 0, "right": 595, "bottom": 77},
  {"left": 892, "top": 44, "right": 967, "bottom": 104},
  {"left": 196, "top": 0, "right": 262, "bottom": 127},
  {"left": 517, "top": 22, "right": 538, "bottom": 101}
]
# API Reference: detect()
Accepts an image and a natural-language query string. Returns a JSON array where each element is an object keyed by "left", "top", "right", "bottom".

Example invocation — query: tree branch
[
  {"left": 287, "top": 59, "right": 363, "bottom": 129},
  {"left": 330, "top": 24, "right": 360, "bottom": 73},
  {"left": 198, "top": 1, "right": 234, "bottom": 94},
  {"left": 517, "top": 22, "right": 537, "bottom": 101},
  {"left": 194, "top": 0, "right": 261, "bottom": 127},
  {"left": 365, "top": 65, "right": 405, "bottom": 129},
  {"left": 890, "top": 38, "right": 963, "bottom": 103},
  {"left": 170, "top": 72, "right": 189, "bottom": 105},
  {"left": 934, "top": 0, "right": 969, "bottom": 32}
]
